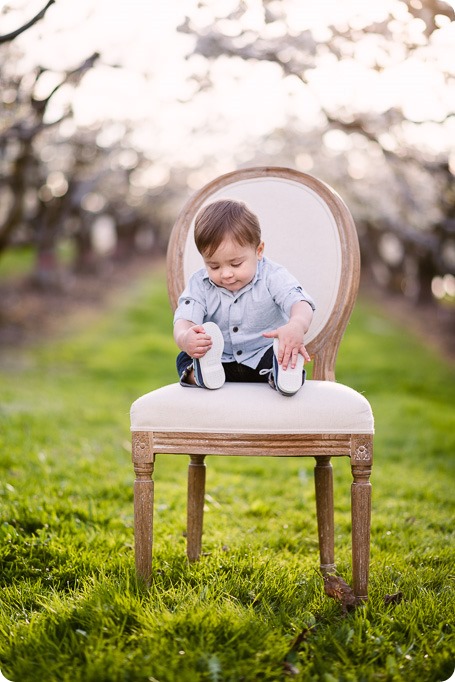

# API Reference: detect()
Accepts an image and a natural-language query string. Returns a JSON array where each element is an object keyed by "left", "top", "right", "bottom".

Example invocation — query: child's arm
[
  {"left": 174, "top": 319, "right": 213, "bottom": 359},
  {"left": 263, "top": 301, "right": 313, "bottom": 370}
]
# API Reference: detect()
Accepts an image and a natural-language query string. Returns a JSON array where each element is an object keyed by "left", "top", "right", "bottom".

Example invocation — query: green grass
[{"left": 0, "top": 269, "right": 454, "bottom": 682}]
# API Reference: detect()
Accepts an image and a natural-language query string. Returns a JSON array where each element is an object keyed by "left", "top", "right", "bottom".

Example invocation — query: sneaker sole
[
  {"left": 273, "top": 338, "right": 304, "bottom": 395},
  {"left": 198, "top": 322, "right": 225, "bottom": 389}
]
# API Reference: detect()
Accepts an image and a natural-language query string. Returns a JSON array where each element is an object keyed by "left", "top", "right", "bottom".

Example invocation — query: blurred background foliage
[{"left": 0, "top": 0, "right": 454, "bottom": 308}]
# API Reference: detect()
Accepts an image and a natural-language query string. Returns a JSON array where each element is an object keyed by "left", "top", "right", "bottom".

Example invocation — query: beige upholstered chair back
[{"left": 167, "top": 167, "right": 360, "bottom": 381}]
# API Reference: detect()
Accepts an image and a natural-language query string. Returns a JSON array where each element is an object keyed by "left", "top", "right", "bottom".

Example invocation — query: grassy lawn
[{"left": 0, "top": 268, "right": 454, "bottom": 682}]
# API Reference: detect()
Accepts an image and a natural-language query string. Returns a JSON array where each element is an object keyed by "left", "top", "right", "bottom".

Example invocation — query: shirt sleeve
[
  {"left": 266, "top": 263, "right": 316, "bottom": 318},
  {"left": 173, "top": 271, "right": 207, "bottom": 326}
]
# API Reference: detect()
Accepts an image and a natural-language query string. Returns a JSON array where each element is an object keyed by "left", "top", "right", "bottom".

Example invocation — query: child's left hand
[{"left": 263, "top": 319, "right": 311, "bottom": 370}]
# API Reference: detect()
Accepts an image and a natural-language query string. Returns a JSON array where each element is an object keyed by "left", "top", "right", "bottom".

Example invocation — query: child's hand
[
  {"left": 263, "top": 319, "right": 310, "bottom": 370},
  {"left": 181, "top": 325, "right": 213, "bottom": 359},
  {"left": 263, "top": 300, "right": 313, "bottom": 370}
]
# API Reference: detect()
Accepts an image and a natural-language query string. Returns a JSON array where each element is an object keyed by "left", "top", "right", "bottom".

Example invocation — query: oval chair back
[{"left": 167, "top": 167, "right": 360, "bottom": 380}]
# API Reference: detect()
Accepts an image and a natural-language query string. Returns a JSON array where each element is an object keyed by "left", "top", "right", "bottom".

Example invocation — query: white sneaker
[
  {"left": 272, "top": 338, "right": 305, "bottom": 396},
  {"left": 193, "top": 322, "right": 225, "bottom": 390}
]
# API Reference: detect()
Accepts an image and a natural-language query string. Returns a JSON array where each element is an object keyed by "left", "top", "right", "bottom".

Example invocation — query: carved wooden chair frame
[{"left": 131, "top": 167, "right": 373, "bottom": 599}]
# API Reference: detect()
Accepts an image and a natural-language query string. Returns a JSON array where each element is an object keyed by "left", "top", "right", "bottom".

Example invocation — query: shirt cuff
[
  {"left": 173, "top": 298, "right": 205, "bottom": 326},
  {"left": 282, "top": 288, "right": 316, "bottom": 317}
]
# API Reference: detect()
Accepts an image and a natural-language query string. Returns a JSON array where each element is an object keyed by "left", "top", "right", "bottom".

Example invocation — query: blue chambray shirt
[{"left": 174, "top": 256, "right": 316, "bottom": 369}]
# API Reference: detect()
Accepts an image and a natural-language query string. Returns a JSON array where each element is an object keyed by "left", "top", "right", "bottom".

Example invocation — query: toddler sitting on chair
[{"left": 174, "top": 199, "right": 315, "bottom": 396}]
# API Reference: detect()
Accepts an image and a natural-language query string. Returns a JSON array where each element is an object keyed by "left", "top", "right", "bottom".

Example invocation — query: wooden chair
[{"left": 130, "top": 167, "right": 374, "bottom": 598}]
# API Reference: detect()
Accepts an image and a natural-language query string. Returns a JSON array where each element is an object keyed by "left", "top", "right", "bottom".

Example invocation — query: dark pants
[{"left": 176, "top": 346, "right": 274, "bottom": 384}]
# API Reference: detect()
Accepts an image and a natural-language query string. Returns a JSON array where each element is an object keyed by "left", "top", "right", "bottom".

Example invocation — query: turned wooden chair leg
[
  {"left": 351, "top": 435, "right": 373, "bottom": 600},
  {"left": 314, "top": 456, "right": 335, "bottom": 575},
  {"left": 187, "top": 454, "right": 206, "bottom": 562},
  {"left": 132, "top": 432, "right": 155, "bottom": 585}
]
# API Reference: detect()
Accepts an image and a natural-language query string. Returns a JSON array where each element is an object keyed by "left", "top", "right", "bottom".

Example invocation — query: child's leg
[
  {"left": 223, "top": 361, "right": 268, "bottom": 382},
  {"left": 176, "top": 351, "right": 198, "bottom": 386}
]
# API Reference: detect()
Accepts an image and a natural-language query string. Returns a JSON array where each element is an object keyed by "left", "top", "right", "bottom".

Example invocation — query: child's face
[{"left": 202, "top": 237, "right": 264, "bottom": 293}]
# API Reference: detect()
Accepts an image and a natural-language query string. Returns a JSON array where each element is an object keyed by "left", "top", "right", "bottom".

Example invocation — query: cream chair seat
[
  {"left": 130, "top": 167, "right": 374, "bottom": 599},
  {"left": 131, "top": 382, "right": 373, "bottom": 436}
]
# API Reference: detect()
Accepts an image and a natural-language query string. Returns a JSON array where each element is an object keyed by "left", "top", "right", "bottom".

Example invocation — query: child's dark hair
[{"left": 194, "top": 199, "right": 261, "bottom": 258}]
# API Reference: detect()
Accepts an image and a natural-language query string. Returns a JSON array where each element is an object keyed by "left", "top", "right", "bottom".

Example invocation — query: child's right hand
[{"left": 181, "top": 325, "right": 213, "bottom": 358}]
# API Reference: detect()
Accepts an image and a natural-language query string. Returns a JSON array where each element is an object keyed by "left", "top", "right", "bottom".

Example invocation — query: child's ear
[{"left": 257, "top": 241, "right": 265, "bottom": 260}]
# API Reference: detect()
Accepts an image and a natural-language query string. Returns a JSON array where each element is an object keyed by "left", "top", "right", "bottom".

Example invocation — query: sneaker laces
[{"left": 259, "top": 367, "right": 273, "bottom": 377}]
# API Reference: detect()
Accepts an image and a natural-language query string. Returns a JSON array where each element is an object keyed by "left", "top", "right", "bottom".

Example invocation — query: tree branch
[
  {"left": 0, "top": 0, "right": 55, "bottom": 44},
  {"left": 31, "top": 52, "right": 100, "bottom": 114}
]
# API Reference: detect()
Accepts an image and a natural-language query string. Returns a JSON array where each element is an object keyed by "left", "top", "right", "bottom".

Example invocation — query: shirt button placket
[{"left": 229, "top": 298, "right": 242, "bottom": 360}]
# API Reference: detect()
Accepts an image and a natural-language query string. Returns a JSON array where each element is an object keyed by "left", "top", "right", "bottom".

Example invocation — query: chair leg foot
[
  {"left": 355, "top": 595, "right": 368, "bottom": 603},
  {"left": 320, "top": 562, "right": 336, "bottom": 576},
  {"left": 187, "top": 454, "right": 206, "bottom": 562}
]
